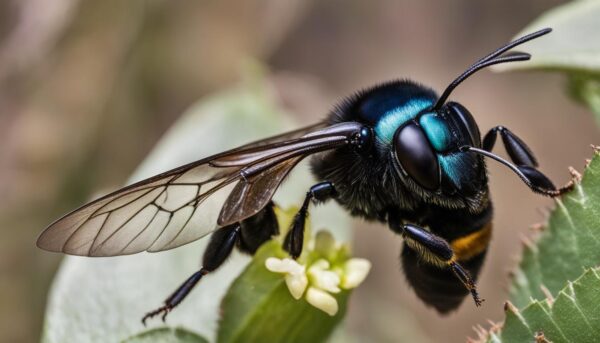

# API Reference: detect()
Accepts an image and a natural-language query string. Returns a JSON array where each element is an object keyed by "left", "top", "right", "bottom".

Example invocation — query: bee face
[{"left": 390, "top": 100, "right": 486, "bottom": 197}]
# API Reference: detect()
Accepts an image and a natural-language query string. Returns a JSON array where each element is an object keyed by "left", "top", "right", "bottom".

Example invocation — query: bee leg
[
  {"left": 390, "top": 218, "right": 484, "bottom": 307},
  {"left": 462, "top": 126, "right": 573, "bottom": 197},
  {"left": 462, "top": 143, "right": 572, "bottom": 197},
  {"left": 284, "top": 181, "right": 337, "bottom": 259},
  {"left": 448, "top": 260, "right": 483, "bottom": 307},
  {"left": 142, "top": 223, "right": 241, "bottom": 325},
  {"left": 238, "top": 201, "right": 279, "bottom": 254},
  {"left": 483, "top": 126, "right": 538, "bottom": 167}
]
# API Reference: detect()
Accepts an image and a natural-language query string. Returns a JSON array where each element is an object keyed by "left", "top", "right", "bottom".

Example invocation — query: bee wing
[
  {"left": 37, "top": 121, "right": 363, "bottom": 257},
  {"left": 227, "top": 122, "right": 327, "bottom": 151}
]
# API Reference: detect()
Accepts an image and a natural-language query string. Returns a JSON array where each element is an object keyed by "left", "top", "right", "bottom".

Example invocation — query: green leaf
[
  {"left": 493, "top": 0, "right": 600, "bottom": 123},
  {"left": 510, "top": 152, "right": 600, "bottom": 307},
  {"left": 479, "top": 152, "right": 600, "bottom": 342},
  {"left": 41, "top": 72, "right": 352, "bottom": 342},
  {"left": 490, "top": 268, "right": 600, "bottom": 343},
  {"left": 493, "top": 0, "right": 600, "bottom": 74},
  {"left": 568, "top": 74, "right": 600, "bottom": 123},
  {"left": 123, "top": 327, "right": 209, "bottom": 343},
  {"left": 217, "top": 240, "right": 349, "bottom": 343}
]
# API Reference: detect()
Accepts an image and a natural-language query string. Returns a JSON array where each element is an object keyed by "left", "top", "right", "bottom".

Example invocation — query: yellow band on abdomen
[{"left": 450, "top": 223, "right": 492, "bottom": 262}]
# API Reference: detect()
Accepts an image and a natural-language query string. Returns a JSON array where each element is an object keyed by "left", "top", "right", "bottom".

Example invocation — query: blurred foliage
[
  {"left": 123, "top": 328, "right": 209, "bottom": 343},
  {"left": 569, "top": 74, "right": 600, "bottom": 124},
  {"left": 494, "top": 0, "right": 600, "bottom": 124}
]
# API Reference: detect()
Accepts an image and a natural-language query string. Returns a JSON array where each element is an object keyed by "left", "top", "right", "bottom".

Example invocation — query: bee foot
[
  {"left": 141, "top": 305, "right": 172, "bottom": 326},
  {"left": 471, "top": 289, "right": 485, "bottom": 307}
]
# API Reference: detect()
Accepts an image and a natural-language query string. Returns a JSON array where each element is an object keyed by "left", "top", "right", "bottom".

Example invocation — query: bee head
[
  {"left": 390, "top": 102, "right": 483, "bottom": 197},
  {"left": 390, "top": 28, "right": 553, "bottom": 200}
]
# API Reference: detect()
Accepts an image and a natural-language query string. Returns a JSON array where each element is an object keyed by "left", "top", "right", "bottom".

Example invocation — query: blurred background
[{"left": 0, "top": 0, "right": 597, "bottom": 342}]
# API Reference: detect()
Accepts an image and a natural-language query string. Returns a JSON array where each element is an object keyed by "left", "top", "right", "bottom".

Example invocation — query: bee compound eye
[
  {"left": 447, "top": 102, "right": 481, "bottom": 148},
  {"left": 393, "top": 123, "right": 440, "bottom": 190}
]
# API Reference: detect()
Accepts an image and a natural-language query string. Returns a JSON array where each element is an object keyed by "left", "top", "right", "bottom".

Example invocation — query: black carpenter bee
[{"left": 38, "top": 28, "right": 571, "bottom": 323}]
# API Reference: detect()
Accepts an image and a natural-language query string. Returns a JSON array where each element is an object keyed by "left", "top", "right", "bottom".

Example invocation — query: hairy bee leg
[
  {"left": 449, "top": 261, "right": 483, "bottom": 307},
  {"left": 404, "top": 224, "right": 484, "bottom": 307},
  {"left": 389, "top": 218, "right": 484, "bottom": 307},
  {"left": 284, "top": 181, "right": 336, "bottom": 259},
  {"left": 142, "top": 223, "right": 241, "bottom": 325}
]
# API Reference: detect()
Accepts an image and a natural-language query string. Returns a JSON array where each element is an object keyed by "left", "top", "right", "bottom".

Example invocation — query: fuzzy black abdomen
[
  {"left": 401, "top": 207, "right": 493, "bottom": 313},
  {"left": 402, "top": 246, "right": 487, "bottom": 313}
]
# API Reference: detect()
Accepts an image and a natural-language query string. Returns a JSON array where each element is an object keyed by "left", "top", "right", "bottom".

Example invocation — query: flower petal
[
  {"left": 309, "top": 259, "right": 330, "bottom": 271},
  {"left": 341, "top": 258, "right": 371, "bottom": 289},
  {"left": 285, "top": 273, "right": 308, "bottom": 299},
  {"left": 265, "top": 257, "right": 285, "bottom": 272},
  {"left": 305, "top": 287, "right": 339, "bottom": 316},
  {"left": 308, "top": 259, "right": 341, "bottom": 293},
  {"left": 265, "top": 257, "right": 304, "bottom": 275}
]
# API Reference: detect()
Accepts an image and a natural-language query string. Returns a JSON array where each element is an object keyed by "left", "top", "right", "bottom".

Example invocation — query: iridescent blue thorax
[
  {"left": 374, "top": 99, "right": 433, "bottom": 144},
  {"left": 350, "top": 82, "right": 454, "bottom": 153},
  {"left": 344, "top": 81, "right": 438, "bottom": 144}
]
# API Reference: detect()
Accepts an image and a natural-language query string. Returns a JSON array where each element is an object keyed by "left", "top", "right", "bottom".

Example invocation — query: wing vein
[
  {"left": 91, "top": 188, "right": 166, "bottom": 254},
  {"left": 119, "top": 205, "right": 161, "bottom": 254},
  {"left": 171, "top": 175, "right": 239, "bottom": 213},
  {"left": 60, "top": 211, "right": 108, "bottom": 253},
  {"left": 148, "top": 212, "right": 174, "bottom": 250},
  {"left": 161, "top": 177, "right": 236, "bottom": 249},
  {"left": 163, "top": 206, "right": 197, "bottom": 249},
  {"left": 92, "top": 186, "right": 158, "bottom": 218}
]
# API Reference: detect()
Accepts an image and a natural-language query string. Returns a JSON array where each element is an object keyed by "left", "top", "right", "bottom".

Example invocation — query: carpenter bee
[{"left": 38, "top": 28, "right": 570, "bottom": 323}]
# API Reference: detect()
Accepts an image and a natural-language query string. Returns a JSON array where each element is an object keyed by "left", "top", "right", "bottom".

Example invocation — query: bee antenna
[{"left": 432, "top": 28, "right": 552, "bottom": 111}]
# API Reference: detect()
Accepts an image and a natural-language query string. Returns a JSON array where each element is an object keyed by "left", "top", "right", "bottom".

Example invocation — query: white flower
[
  {"left": 340, "top": 258, "right": 371, "bottom": 289},
  {"left": 265, "top": 257, "right": 304, "bottom": 274},
  {"left": 265, "top": 257, "right": 308, "bottom": 299},
  {"left": 308, "top": 259, "right": 341, "bottom": 293},
  {"left": 265, "top": 231, "right": 371, "bottom": 316},
  {"left": 305, "top": 287, "right": 338, "bottom": 316}
]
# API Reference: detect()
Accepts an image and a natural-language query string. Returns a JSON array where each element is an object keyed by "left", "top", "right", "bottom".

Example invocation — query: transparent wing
[{"left": 37, "top": 121, "right": 363, "bottom": 257}]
